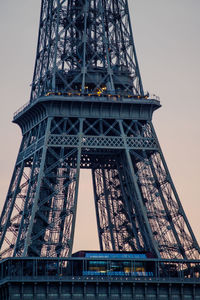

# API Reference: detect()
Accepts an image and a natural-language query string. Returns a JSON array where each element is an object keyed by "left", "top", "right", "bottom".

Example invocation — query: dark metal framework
[
  {"left": 0, "top": 96, "right": 199, "bottom": 260},
  {"left": 0, "top": 0, "right": 199, "bottom": 261},
  {"left": 31, "top": 0, "right": 144, "bottom": 100}
]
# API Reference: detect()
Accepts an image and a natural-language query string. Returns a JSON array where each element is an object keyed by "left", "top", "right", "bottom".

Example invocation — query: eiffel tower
[{"left": 0, "top": 0, "right": 199, "bottom": 262}]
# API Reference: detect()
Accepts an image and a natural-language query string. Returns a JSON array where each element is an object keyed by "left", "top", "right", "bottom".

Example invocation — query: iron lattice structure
[
  {"left": 0, "top": 0, "right": 199, "bottom": 260},
  {"left": 31, "top": 0, "right": 144, "bottom": 100}
]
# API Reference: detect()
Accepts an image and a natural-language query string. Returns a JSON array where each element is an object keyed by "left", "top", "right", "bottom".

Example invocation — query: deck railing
[{"left": 0, "top": 257, "right": 199, "bottom": 283}]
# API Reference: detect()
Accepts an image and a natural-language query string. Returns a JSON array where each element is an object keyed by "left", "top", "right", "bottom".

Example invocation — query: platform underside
[{"left": 1, "top": 280, "right": 199, "bottom": 300}]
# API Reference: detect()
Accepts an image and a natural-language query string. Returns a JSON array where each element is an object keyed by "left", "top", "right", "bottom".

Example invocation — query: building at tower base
[{"left": 0, "top": 257, "right": 200, "bottom": 300}]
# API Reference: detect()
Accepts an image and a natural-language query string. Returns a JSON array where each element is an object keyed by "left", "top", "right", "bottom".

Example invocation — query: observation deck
[{"left": 13, "top": 94, "right": 161, "bottom": 133}]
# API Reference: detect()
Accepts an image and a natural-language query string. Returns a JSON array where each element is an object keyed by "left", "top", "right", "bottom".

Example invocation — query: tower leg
[{"left": 0, "top": 117, "right": 84, "bottom": 257}]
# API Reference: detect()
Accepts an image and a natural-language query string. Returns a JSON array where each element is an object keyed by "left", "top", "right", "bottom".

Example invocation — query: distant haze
[{"left": 0, "top": 0, "right": 199, "bottom": 252}]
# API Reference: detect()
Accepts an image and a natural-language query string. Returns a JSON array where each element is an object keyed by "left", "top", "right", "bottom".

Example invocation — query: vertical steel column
[
  {"left": 81, "top": 1, "right": 89, "bottom": 93},
  {"left": 13, "top": 123, "right": 43, "bottom": 256},
  {"left": 125, "top": 0, "right": 144, "bottom": 95},
  {"left": 0, "top": 159, "right": 25, "bottom": 253},
  {"left": 99, "top": 0, "right": 115, "bottom": 92},
  {"left": 92, "top": 169, "right": 112, "bottom": 251},
  {"left": 149, "top": 155, "right": 187, "bottom": 259},
  {"left": 67, "top": 118, "right": 83, "bottom": 256},
  {"left": 52, "top": 0, "right": 61, "bottom": 91},
  {"left": 118, "top": 120, "right": 161, "bottom": 258},
  {"left": 116, "top": 159, "right": 143, "bottom": 251},
  {"left": 23, "top": 117, "right": 52, "bottom": 256},
  {"left": 91, "top": 169, "right": 104, "bottom": 251},
  {"left": 151, "top": 123, "right": 200, "bottom": 257},
  {"left": 101, "top": 169, "right": 116, "bottom": 250}
]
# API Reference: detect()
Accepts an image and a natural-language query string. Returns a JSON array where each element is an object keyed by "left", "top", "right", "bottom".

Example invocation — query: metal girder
[
  {"left": 92, "top": 165, "right": 144, "bottom": 252},
  {"left": 30, "top": 0, "right": 144, "bottom": 100},
  {"left": 0, "top": 0, "right": 199, "bottom": 261},
  {"left": 0, "top": 115, "right": 199, "bottom": 259}
]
